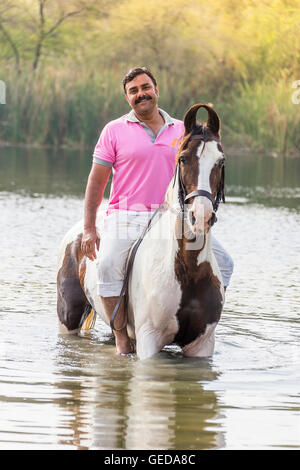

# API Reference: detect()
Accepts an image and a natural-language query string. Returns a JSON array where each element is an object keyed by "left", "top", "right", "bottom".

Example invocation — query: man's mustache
[{"left": 135, "top": 95, "right": 152, "bottom": 105}]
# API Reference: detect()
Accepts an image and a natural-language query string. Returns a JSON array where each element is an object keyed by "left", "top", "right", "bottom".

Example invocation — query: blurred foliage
[{"left": 0, "top": 0, "right": 300, "bottom": 154}]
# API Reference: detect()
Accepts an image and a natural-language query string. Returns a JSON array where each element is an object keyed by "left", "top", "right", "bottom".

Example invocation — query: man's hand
[
  {"left": 81, "top": 163, "right": 111, "bottom": 261},
  {"left": 81, "top": 227, "right": 100, "bottom": 261}
]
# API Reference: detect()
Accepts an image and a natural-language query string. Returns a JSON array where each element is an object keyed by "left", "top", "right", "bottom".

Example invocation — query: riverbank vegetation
[{"left": 0, "top": 0, "right": 300, "bottom": 155}]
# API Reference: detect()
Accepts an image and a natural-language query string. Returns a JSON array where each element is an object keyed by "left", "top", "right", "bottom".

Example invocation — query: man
[{"left": 81, "top": 67, "right": 233, "bottom": 354}]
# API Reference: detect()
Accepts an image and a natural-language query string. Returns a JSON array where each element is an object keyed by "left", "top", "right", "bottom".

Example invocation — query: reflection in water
[
  {"left": 124, "top": 354, "right": 223, "bottom": 450},
  {"left": 1, "top": 146, "right": 300, "bottom": 209},
  {"left": 53, "top": 336, "right": 223, "bottom": 450},
  {"left": 0, "top": 146, "right": 90, "bottom": 196},
  {"left": 52, "top": 335, "right": 99, "bottom": 450},
  {"left": 0, "top": 146, "right": 112, "bottom": 199},
  {"left": 226, "top": 152, "right": 300, "bottom": 209}
]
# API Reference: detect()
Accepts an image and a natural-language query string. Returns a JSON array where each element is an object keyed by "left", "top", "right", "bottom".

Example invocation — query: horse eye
[
  {"left": 179, "top": 156, "right": 187, "bottom": 164},
  {"left": 218, "top": 158, "right": 225, "bottom": 167}
]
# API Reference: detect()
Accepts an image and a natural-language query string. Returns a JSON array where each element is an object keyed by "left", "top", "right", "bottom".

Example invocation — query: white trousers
[{"left": 96, "top": 211, "right": 234, "bottom": 297}]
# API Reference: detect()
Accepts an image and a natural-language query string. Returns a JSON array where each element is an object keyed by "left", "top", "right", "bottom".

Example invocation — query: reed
[
  {"left": 217, "top": 80, "right": 300, "bottom": 155},
  {"left": 1, "top": 67, "right": 299, "bottom": 155},
  {"left": 0, "top": 67, "right": 129, "bottom": 148}
]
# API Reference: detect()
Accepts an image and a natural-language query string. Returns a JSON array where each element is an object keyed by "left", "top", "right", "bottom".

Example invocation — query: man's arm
[{"left": 81, "top": 163, "right": 111, "bottom": 261}]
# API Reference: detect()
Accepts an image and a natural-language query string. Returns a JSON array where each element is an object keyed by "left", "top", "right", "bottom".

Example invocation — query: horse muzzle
[{"left": 187, "top": 197, "right": 215, "bottom": 234}]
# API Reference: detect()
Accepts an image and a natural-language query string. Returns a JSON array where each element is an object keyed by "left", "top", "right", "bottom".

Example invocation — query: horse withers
[{"left": 57, "top": 104, "right": 226, "bottom": 359}]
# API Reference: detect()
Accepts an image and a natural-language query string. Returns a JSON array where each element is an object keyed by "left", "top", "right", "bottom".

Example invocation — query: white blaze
[{"left": 189, "top": 141, "right": 223, "bottom": 232}]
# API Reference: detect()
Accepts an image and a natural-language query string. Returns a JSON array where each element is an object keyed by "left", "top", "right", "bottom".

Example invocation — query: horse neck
[
  {"left": 164, "top": 171, "right": 182, "bottom": 215},
  {"left": 176, "top": 220, "right": 212, "bottom": 273}
]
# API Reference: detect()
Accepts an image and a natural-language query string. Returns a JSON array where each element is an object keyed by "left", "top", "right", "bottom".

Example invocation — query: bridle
[{"left": 176, "top": 134, "right": 225, "bottom": 224}]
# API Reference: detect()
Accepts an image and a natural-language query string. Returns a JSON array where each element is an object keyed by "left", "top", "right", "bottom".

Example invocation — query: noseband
[{"left": 176, "top": 134, "right": 224, "bottom": 222}]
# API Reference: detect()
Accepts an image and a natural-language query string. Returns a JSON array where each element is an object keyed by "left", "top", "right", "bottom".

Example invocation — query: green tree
[{"left": 0, "top": 0, "right": 110, "bottom": 72}]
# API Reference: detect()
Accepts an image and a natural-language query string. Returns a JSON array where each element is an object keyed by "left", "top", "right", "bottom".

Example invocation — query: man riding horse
[{"left": 80, "top": 67, "right": 234, "bottom": 355}]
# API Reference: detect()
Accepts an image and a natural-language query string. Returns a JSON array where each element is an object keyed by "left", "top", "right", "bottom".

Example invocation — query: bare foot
[
  {"left": 114, "top": 327, "right": 134, "bottom": 355},
  {"left": 100, "top": 296, "right": 134, "bottom": 354}
]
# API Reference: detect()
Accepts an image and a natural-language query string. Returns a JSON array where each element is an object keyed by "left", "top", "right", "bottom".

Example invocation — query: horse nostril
[
  {"left": 190, "top": 211, "right": 196, "bottom": 226},
  {"left": 208, "top": 212, "right": 217, "bottom": 227}
]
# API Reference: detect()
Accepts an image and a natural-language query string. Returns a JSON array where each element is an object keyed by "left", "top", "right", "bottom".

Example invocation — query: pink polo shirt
[{"left": 93, "top": 110, "right": 184, "bottom": 213}]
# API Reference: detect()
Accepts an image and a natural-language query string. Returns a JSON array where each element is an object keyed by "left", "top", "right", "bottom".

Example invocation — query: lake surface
[{"left": 0, "top": 146, "right": 299, "bottom": 450}]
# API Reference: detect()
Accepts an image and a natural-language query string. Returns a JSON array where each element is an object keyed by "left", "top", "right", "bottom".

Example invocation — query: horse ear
[
  {"left": 205, "top": 104, "right": 220, "bottom": 137},
  {"left": 183, "top": 104, "right": 203, "bottom": 135},
  {"left": 183, "top": 103, "right": 221, "bottom": 137}
]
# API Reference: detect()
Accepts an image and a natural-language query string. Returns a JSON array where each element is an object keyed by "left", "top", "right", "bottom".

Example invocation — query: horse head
[{"left": 176, "top": 103, "right": 225, "bottom": 235}]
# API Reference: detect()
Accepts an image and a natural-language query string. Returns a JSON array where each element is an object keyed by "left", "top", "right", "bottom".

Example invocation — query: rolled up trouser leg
[{"left": 211, "top": 236, "right": 234, "bottom": 287}]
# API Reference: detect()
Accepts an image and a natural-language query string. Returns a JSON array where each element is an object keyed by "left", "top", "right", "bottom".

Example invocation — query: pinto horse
[{"left": 57, "top": 104, "right": 226, "bottom": 359}]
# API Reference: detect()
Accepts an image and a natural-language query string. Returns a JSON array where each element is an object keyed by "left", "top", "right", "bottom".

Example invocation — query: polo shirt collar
[{"left": 126, "top": 108, "right": 174, "bottom": 126}]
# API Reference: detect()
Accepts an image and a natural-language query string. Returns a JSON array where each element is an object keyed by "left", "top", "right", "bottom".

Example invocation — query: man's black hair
[{"left": 123, "top": 67, "right": 157, "bottom": 93}]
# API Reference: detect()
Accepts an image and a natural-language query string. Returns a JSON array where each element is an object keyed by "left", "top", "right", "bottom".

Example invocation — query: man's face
[{"left": 125, "top": 73, "right": 159, "bottom": 115}]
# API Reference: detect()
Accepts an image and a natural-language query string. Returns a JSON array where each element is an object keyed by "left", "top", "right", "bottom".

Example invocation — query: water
[{"left": 0, "top": 147, "right": 299, "bottom": 450}]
